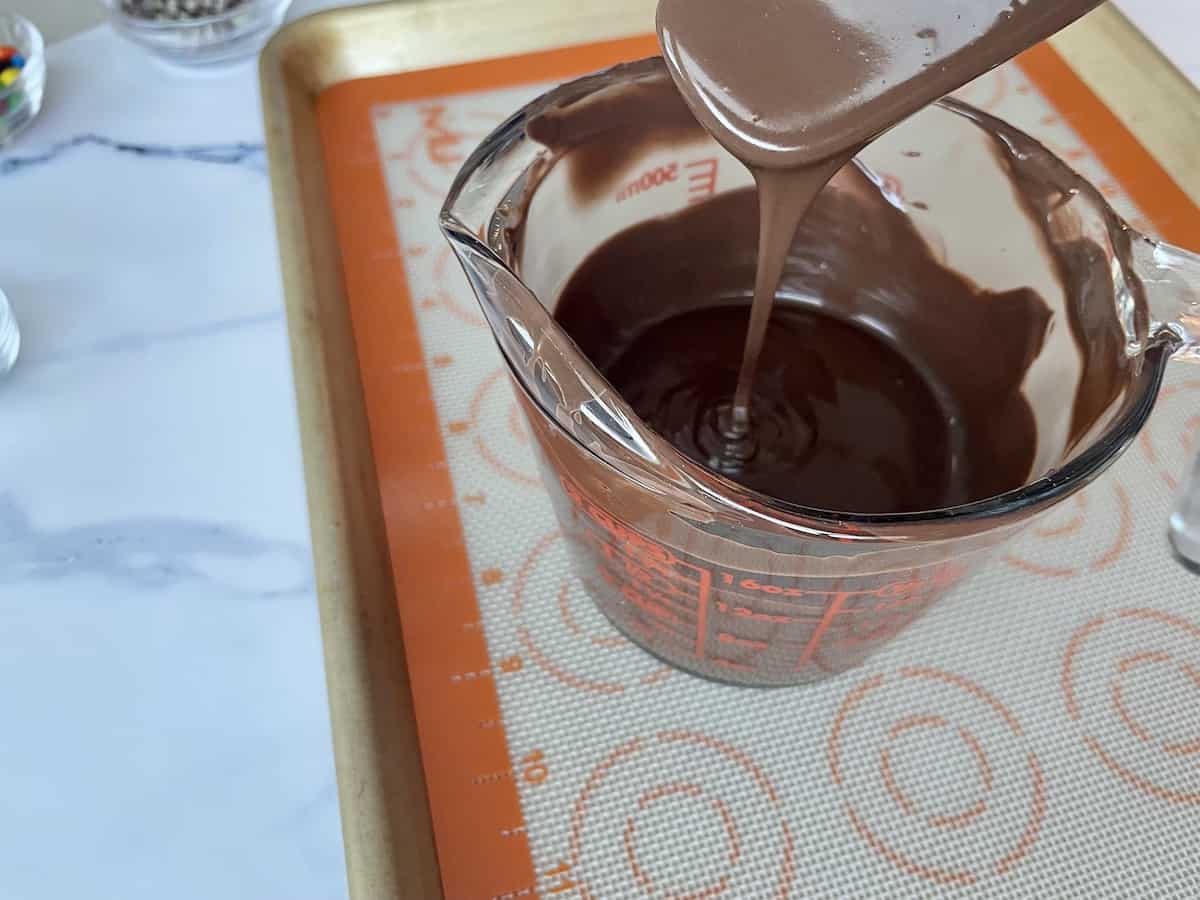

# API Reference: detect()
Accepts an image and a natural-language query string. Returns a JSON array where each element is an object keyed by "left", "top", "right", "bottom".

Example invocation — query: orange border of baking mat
[
  {"left": 314, "top": 34, "right": 1197, "bottom": 900},
  {"left": 1018, "top": 43, "right": 1200, "bottom": 246},
  {"left": 316, "top": 34, "right": 658, "bottom": 900}
]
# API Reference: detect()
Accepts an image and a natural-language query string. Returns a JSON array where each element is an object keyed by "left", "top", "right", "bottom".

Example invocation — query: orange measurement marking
[
  {"left": 481, "top": 568, "right": 505, "bottom": 586},
  {"left": 463, "top": 492, "right": 487, "bottom": 505},
  {"left": 449, "top": 667, "right": 493, "bottom": 683},
  {"left": 405, "top": 245, "right": 428, "bottom": 258},
  {"left": 473, "top": 770, "right": 513, "bottom": 785},
  {"left": 615, "top": 163, "right": 679, "bottom": 203},
  {"left": 447, "top": 420, "right": 470, "bottom": 434},
  {"left": 420, "top": 103, "right": 469, "bottom": 167},
  {"left": 431, "top": 353, "right": 454, "bottom": 367},
  {"left": 542, "top": 861, "right": 576, "bottom": 896},
  {"left": 520, "top": 750, "right": 549, "bottom": 785},
  {"left": 685, "top": 157, "right": 719, "bottom": 204},
  {"left": 717, "top": 632, "right": 769, "bottom": 651}
]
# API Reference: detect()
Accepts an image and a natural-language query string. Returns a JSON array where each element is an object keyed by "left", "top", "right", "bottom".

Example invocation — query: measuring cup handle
[
  {"left": 1132, "top": 234, "right": 1200, "bottom": 572},
  {"left": 1134, "top": 235, "right": 1200, "bottom": 361}
]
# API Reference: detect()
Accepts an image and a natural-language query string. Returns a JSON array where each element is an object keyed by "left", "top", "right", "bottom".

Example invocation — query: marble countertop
[
  {"left": 0, "top": 2, "right": 1194, "bottom": 899},
  {"left": 1114, "top": 0, "right": 1200, "bottom": 88},
  {"left": 0, "top": 8, "right": 350, "bottom": 900}
]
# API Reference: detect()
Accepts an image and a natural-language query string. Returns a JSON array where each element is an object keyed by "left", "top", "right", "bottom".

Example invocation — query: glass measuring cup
[{"left": 440, "top": 58, "right": 1200, "bottom": 686}]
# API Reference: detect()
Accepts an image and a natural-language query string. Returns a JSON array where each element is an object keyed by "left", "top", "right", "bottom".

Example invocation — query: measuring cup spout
[
  {"left": 1134, "top": 233, "right": 1200, "bottom": 361},
  {"left": 440, "top": 213, "right": 703, "bottom": 505}
]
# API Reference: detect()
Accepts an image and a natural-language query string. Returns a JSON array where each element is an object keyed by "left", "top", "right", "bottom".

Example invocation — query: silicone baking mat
[{"left": 316, "top": 35, "right": 1200, "bottom": 899}]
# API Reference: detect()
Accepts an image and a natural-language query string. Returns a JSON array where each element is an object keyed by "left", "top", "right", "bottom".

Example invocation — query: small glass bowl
[
  {"left": 0, "top": 15, "right": 45, "bottom": 146},
  {"left": 101, "top": 0, "right": 293, "bottom": 66}
]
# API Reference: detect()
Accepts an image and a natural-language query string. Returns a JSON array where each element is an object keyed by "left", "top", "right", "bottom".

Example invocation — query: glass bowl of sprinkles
[
  {"left": 0, "top": 15, "right": 45, "bottom": 146},
  {"left": 101, "top": 0, "right": 293, "bottom": 66}
]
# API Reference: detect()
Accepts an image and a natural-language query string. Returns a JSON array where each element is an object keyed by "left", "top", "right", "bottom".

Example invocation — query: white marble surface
[
  {"left": 0, "top": 22, "right": 348, "bottom": 900},
  {"left": 0, "top": 3, "right": 1195, "bottom": 899},
  {"left": 1115, "top": 0, "right": 1200, "bottom": 87}
]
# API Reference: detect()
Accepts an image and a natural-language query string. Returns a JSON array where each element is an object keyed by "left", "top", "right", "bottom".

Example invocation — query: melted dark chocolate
[{"left": 555, "top": 186, "right": 1052, "bottom": 513}]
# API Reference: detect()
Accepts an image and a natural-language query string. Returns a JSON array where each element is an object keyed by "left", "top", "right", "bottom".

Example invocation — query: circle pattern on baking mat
[
  {"left": 1063, "top": 608, "right": 1200, "bottom": 806},
  {"left": 828, "top": 667, "right": 1045, "bottom": 886},
  {"left": 567, "top": 730, "right": 794, "bottom": 898}
]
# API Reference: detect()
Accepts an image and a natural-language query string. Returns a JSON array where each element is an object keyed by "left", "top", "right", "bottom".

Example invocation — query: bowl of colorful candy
[
  {"left": 0, "top": 15, "right": 45, "bottom": 145},
  {"left": 101, "top": 0, "right": 293, "bottom": 66}
]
